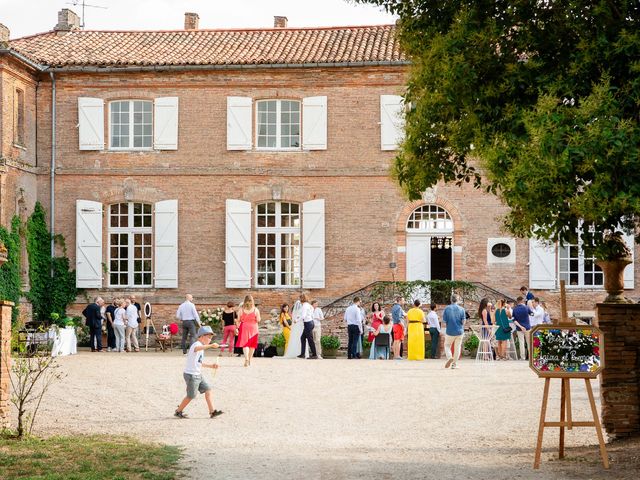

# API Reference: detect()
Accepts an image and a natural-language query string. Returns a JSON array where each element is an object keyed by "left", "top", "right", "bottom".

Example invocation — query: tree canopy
[{"left": 355, "top": 0, "right": 640, "bottom": 258}]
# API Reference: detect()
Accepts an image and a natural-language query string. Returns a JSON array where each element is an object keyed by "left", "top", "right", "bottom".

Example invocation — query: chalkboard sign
[{"left": 529, "top": 325, "right": 604, "bottom": 378}]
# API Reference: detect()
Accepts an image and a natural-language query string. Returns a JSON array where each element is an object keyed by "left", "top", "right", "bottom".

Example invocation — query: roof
[{"left": 8, "top": 25, "right": 405, "bottom": 69}]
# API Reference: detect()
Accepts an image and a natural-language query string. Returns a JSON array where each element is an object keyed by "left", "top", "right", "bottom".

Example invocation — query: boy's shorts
[{"left": 183, "top": 373, "right": 211, "bottom": 399}]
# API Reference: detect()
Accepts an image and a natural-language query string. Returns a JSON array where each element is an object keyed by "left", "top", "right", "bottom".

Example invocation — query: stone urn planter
[
  {"left": 596, "top": 257, "right": 632, "bottom": 303},
  {"left": 276, "top": 346, "right": 285, "bottom": 357}
]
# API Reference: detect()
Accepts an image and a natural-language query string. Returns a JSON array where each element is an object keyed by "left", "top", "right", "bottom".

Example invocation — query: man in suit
[{"left": 83, "top": 297, "right": 105, "bottom": 352}]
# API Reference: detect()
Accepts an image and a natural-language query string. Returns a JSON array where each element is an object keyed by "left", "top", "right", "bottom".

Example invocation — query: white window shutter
[
  {"left": 227, "top": 96, "right": 252, "bottom": 150},
  {"left": 303, "top": 199, "right": 325, "bottom": 289},
  {"left": 78, "top": 97, "right": 104, "bottom": 150},
  {"left": 623, "top": 232, "right": 635, "bottom": 289},
  {"left": 225, "top": 199, "right": 252, "bottom": 288},
  {"left": 529, "top": 238, "right": 556, "bottom": 289},
  {"left": 76, "top": 200, "right": 103, "bottom": 288},
  {"left": 154, "top": 200, "right": 178, "bottom": 288},
  {"left": 380, "top": 94, "right": 405, "bottom": 151},
  {"left": 302, "top": 96, "right": 327, "bottom": 150},
  {"left": 154, "top": 97, "right": 179, "bottom": 150}
]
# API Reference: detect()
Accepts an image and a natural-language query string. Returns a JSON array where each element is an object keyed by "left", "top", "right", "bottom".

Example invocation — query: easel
[
  {"left": 533, "top": 281, "right": 609, "bottom": 469},
  {"left": 143, "top": 302, "right": 157, "bottom": 352}
]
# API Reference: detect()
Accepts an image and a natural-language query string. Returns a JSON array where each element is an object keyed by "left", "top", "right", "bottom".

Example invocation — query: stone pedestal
[
  {"left": 596, "top": 303, "right": 640, "bottom": 438},
  {"left": 0, "top": 301, "right": 13, "bottom": 429}
]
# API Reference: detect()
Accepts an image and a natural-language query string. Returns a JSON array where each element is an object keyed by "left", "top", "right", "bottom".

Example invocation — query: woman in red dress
[
  {"left": 236, "top": 294, "right": 261, "bottom": 367},
  {"left": 368, "top": 302, "right": 385, "bottom": 343}
]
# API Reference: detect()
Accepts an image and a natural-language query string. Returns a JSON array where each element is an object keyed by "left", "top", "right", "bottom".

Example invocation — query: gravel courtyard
[{"left": 26, "top": 351, "right": 618, "bottom": 479}]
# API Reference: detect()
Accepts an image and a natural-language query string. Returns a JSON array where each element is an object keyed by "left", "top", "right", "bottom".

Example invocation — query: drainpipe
[{"left": 49, "top": 71, "right": 56, "bottom": 258}]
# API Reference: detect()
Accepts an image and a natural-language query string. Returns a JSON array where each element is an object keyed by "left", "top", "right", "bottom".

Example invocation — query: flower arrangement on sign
[
  {"left": 532, "top": 328, "right": 601, "bottom": 374},
  {"left": 199, "top": 307, "right": 224, "bottom": 331}
]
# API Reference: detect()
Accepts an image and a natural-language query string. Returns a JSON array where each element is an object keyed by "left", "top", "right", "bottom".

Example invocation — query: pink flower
[{"left": 533, "top": 337, "right": 541, "bottom": 347}]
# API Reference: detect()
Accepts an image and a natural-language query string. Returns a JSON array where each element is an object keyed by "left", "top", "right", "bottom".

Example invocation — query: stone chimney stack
[
  {"left": 274, "top": 16, "right": 288, "bottom": 28},
  {"left": 184, "top": 12, "right": 199, "bottom": 30},
  {"left": 0, "top": 24, "right": 9, "bottom": 47},
  {"left": 55, "top": 9, "right": 81, "bottom": 32}
]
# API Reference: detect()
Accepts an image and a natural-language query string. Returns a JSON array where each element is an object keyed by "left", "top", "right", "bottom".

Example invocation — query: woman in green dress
[{"left": 494, "top": 299, "right": 512, "bottom": 360}]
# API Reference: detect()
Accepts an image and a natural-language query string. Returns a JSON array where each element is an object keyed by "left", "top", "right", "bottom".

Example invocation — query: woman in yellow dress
[
  {"left": 279, "top": 303, "right": 292, "bottom": 351},
  {"left": 407, "top": 299, "right": 426, "bottom": 360}
]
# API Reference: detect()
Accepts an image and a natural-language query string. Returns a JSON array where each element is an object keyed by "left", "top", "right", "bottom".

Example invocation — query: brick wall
[
  {"left": 596, "top": 303, "right": 640, "bottom": 438},
  {"left": 0, "top": 301, "right": 12, "bottom": 429}
]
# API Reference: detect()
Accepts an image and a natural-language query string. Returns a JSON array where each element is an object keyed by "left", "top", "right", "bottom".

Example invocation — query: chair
[
  {"left": 373, "top": 332, "right": 391, "bottom": 359},
  {"left": 155, "top": 324, "right": 174, "bottom": 352}
]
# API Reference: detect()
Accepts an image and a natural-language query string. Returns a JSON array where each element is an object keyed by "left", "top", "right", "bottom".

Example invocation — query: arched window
[
  {"left": 256, "top": 201, "right": 301, "bottom": 287},
  {"left": 109, "top": 202, "right": 153, "bottom": 287},
  {"left": 406, "top": 205, "right": 453, "bottom": 232}
]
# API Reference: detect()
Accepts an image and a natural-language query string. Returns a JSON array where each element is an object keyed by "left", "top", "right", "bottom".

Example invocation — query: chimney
[
  {"left": 0, "top": 24, "right": 9, "bottom": 47},
  {"left": 274, "top": 16, "right": 288, "bottom": 28},
  {"left": 55, "top": 8, "right": 81, "bottom": 32},
  {"left": 184, "top": 12, "right": 199, "bottom": 30}
]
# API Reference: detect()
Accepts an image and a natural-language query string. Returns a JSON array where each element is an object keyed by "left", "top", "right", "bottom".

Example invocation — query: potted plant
[
  {"left": 271, "top": 333, "right": 286, "bottom": 356},
  {"left": 594, "top": 231, "right": 633, "bottom": 303},
  {"left": 463, "top": 333, "right": 479, "bottom": 357},
  {"left": 321, "top": 335, "right": 341, "bottom": 358},
  {"left": 362, "top": 337, "right": 372, "bottom": 358}
]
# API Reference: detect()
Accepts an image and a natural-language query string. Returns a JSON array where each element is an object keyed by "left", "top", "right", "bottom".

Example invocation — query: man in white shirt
[
  {"left": 124, "top": 298, "right": 140, "bottom": 352},
  {"left": 174, "top": 326, "right": 223, "bottom": 419},
  {"left": 177, "top": 294, "right": 201, "bottom": 354},
  {"left": 298, "top": 294, "right": 318, "bottom": 359},
  {"left": 531, "top": 297, "right": 545, "bottom": 328},
  {"left": 344, "top": 297, "right": 363, "bottom": 359},
  {"left": 426, "top": 303, "right": 441, "bottom": 359},
  {"left": 311, "top": 300, "right": 324, "bottom": 357}
]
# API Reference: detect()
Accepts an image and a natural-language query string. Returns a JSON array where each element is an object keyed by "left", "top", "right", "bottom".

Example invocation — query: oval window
[{"left": 491, "top": 243, "right": 512, "bottom": 258}]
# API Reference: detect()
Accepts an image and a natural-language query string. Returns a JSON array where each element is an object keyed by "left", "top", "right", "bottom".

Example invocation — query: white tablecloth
[{"left": 51, "top": 327, "right": 78, "bottom": 357}]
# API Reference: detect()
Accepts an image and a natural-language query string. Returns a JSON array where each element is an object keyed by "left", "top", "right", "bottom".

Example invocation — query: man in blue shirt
[
  {"left": 512, "top": 296, "right": 533, "bottom": 360},
  {"left": 390, "top": 296, "right": 406, "bottom": 359},
  {"left": 520, "top": 286, "right": 535, "bottom": 303},
  {"left": 442, "top": 294, "right": 466, "bottom": 369}
]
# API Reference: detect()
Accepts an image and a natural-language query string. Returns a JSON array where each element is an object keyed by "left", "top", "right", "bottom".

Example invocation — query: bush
[
  {"left": 464, "top": 333, "right": 479, "bottom": 352},
  {"left": 270, "top": 333, "right": 285, "bottom": 348},
  {"left": 320, "top": 335, "right": 340, "bottom": 350}
]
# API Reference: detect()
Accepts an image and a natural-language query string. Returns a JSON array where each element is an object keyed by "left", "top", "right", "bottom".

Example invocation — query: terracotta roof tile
[{"left": 9, "top": 25, "right": 405, "bottom": 68}]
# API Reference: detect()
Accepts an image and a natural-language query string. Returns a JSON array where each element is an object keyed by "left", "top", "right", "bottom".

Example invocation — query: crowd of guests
[{"left": 82, "top": 295, "right": 142, "bottom": 352}]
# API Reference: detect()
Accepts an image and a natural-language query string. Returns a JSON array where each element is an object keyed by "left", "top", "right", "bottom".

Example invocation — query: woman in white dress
[{"left": 284, "top": 300, "right": 305, "bottom": 358}]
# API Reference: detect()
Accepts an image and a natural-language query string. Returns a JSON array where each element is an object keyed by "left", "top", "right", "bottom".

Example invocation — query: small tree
[{"left": 5, "top": 354, "right": 64, "bottom": 439}]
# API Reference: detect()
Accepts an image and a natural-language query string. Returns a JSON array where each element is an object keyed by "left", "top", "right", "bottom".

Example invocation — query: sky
[{"left": 0, "top": 0, "right": 396, "bottom": 39}]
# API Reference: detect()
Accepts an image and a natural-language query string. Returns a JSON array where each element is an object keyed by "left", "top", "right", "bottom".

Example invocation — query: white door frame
[{"left": 406, "top": 233, "right": 454, "bottom": 281}]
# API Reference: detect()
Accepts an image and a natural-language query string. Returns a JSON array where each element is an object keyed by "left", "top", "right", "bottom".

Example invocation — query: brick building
[{"left": 0, "top": 9, "right": 637, "bottom": 320}]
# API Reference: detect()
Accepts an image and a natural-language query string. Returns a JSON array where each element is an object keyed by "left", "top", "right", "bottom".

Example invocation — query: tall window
[
  {"left": 256, "top": 202, "right": 301, "bottom": 287},
  {"left": 256, "top": 100, "right": 300, "bottom": 149},
  {"left": 559, "top": 244, "right": 603, "bottom": 287},
  {"left": 109, "top": 100, "right": 152, "bottom": 149},
  {"left": 14, "top": 88, "right": 25, "bottom": 146},
  {"left": 109, "top": 202, "right": 153, "bottom": 287}
]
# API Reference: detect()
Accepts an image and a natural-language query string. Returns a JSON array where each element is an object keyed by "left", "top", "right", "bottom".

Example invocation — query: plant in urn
[{"left": 594, "top": 232, "right": 633, "bottom": 303}]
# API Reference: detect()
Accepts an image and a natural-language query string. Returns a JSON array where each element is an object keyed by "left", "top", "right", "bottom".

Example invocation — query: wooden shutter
[
  {"left": 154, "top": 200, "right": 178, "bottom": 288},
  {"left": 225, "top": 199, "right": 252, "bottom": 288},
  {"left": 226, "top": 96, "right": 252, "bottom": 150},
  {"left": 380, "top": 94, "right": 405, "bottom": 151},
  {"left": 154, "top": 97, "right": 179, "bottom": 150},
  {"left": 302, "top": 96, "right": 327, "bottom": 150},
  {"left": 302, "top": 199, "right": 325, "bottom": 289},
  {"left": 78, "top": 97, "right": 104, "bottom": 150},
  {"left": 623, "top": 232, "right": 635, "bottom": 289},
  {"left": 76, "top": 200, "right": 103, "bottom": 288},
  {"left": 529, "top": 238, "right": 556, "bottom": 289}
]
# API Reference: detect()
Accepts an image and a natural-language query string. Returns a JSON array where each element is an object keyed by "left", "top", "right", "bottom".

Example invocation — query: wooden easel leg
[
  {"left": 584, "top": 379, "right": 609, "bottom": 469},
  {"left": 565, "top": 378, "right": 573, "bottom": 430},
  {"left": 534, "top": 378, "right": 551, "bottom": 469},
  {"left": 559, "top": 378, "right": 566, "bottom": 459}
]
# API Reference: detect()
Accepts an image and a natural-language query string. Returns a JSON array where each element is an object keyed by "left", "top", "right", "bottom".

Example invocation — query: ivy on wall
[
  {"left": 26, "top": 202, "right": 77, "bottom": 322},
  {"left": 0, "top": 216, "right": 22, "bottom": 323}
]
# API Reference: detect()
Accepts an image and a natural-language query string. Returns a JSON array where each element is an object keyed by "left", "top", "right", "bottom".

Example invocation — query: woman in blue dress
[{"left": 494, "top": 299, "right": 512, "bottom": 360}]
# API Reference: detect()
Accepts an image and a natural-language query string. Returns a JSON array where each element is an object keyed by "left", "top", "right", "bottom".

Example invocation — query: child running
[{"left": 174, "top": 325, "right": 223, "bottom": 419}]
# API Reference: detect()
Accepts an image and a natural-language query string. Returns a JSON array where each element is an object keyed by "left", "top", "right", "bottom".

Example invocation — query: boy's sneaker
[
  {"left": 451, "top": 363, "right": 459, "bottom": 369},
  {"left": 444, "top": 359, "right": 453, "bottom": 368},
  {"left": 210, "top": 410, "right": 224, "bottom": 418},
  {"left": 174, "top": 410, "right": 187, "bottom": 419}
]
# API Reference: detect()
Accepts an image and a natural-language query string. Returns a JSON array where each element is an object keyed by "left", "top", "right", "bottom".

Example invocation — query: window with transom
[
  {"left": 108, "top": 202, "right": 153, "bottom": 287},
  {"left": 109, "top": 100, "right": 153, "bottom": 150},
  {"left": 406, "top": 205, "right": 453, "bottom": 232},
  {"left": 256, "top": 100, "right": 301, "bottom": 149},
  {"left": 256, "top": 202, "right": 301, "bottom": 287}
]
